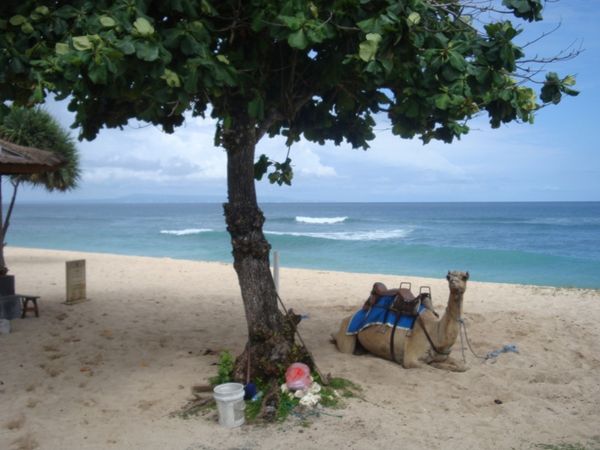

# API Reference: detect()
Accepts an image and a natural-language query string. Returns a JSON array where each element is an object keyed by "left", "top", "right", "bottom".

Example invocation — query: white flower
[
  {"left": 299, "top": 393, "right": 321, "bottom": 407},
  {"left": 294, "top": 389, "right": 305, "bottom": 399},
  {"left": 308, "top": 382, "right": 321, "bottom": 394},
  {"left": 280, "top": 383, "right": 289, "bottom": 394}
]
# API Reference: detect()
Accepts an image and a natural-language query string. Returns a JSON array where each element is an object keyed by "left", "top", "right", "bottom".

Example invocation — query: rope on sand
[{"left": 458, "top": 318, "right": 519, "bottom": 362}]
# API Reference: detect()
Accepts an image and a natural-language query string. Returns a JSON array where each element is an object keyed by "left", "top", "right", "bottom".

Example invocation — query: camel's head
[{"left": 446, "top": 270, "right": 469, "bottom": 295}]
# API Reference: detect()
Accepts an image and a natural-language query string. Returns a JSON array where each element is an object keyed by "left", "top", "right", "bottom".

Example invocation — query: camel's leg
[
  {"left": 402, "top": 335, "right": 426, "bottom": 369},
  {"left": 331, "top": 316, "right": 357, "bottom": 354},
  {"left": 429, "top": 356, "right": 468, "bottom": 372},
  {"left": 402, "top": 358, "right": 426, "bottom": 369}
]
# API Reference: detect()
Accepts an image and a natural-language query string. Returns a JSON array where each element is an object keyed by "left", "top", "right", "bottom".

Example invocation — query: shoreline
[
  {"left": 2, "top": 247, "right": 600, "bottom": 449},
  {"left": 8, "top": 245, "right": 599, "bottom": 293}
]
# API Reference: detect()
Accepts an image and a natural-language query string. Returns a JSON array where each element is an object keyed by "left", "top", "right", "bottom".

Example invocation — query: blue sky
[{"left": 17, "top": 1, "right": 600, "bottom": 203}]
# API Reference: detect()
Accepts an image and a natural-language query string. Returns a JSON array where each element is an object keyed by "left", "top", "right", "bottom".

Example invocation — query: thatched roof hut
[{"left": 0, "top": 138, "right": 65, "bottom": 175}]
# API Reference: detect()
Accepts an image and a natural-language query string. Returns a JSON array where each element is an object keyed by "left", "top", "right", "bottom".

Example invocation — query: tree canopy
[
  {"left": 0, "top": 106, "right": 81, "bottom": 190},
  {"left": 0, "top": 106, "right": 80, "bottom": 275},
  {"left": 0, "top": 1, "right": 577, "bottom": 158}
]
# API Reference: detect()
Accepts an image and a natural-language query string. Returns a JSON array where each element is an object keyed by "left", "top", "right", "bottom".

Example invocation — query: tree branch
[{"left": 2, "top": 179, "right": 20, "bottom": 239}]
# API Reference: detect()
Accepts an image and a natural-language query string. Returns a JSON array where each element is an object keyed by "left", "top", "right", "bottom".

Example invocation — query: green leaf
[
  {"left": 434, "top": 33, "right": 449, "bottom": 46},
  {"left": 200, "top": 0, "right": 217, "bottom": 15},
  {"left": 562, "top": 75, "right": 576, "bottom": 87},
  {"left": 434, "top": 94, "right": 450, "bottom": 110},
  {"left": 379, "top": 57, "right": 393, "bottom": 74},
  {"left": 216, "top": 54, "right": 229, "bottom": 64},
  {"left": 9, "top": 15, "right": 27, "bottom": 26},
  {"left": 133, "top": 17, "right": 154, "bottom": 37},
  {"left": 502, "top": 0, "right": 543, "bottom": 21},
  {"left": 88, "top": 62, "right": 108, "bottom": 84},
  {"left": 116, "top": 37, "right": 136, "bottom": 55},
  {"left": 72, "top": 36, "right": 93, "bottom": 51},
  {"left": 183, "top": 68, "right": 198, "bottom": 93},
  {"left": 407, "top": 12, "right": 421, "bottom": 26},
  {"left": 31, "top": 84, "right": 44, "bottom": 102},
  {"left": 279, "top": 15, "right": 304, "bottom": 31},
  {"left": 254, "top": 154, "right": 272, "bottom": 180},
  {"left": 366, "top": 33, "right": 382, "bottom": 44},
  {"left": 357, "top": 18, "right": 377, "bottom": 34},
  {"left": 248, "top": 96, "right": 264, "bottom": 120},
  {"left": 288, "top": 29, "right": 308, "bottom": 49},
  {"left": 448, "top": 51, "right": 465, "bottom": 71},
  {"left": 9, "top": 57, "right": 24, "bottom": 73},
  {"left": 161, "top": 68, "right": 181, "bottom": 87},
  {"left": 135, "top": 41, "right": 159, "bottom": 61},
  {"left": 21, "top": 22, "right": 34, "bottom": 34},
  {"left": 55, "top": 42, "right": 70, "bottom": 55},
  {"left": 358, "top": 33, "right": 381, "bottom": 62},
  {"left": 213, "top": 65, "right": 235, "bottom": 86},
  {"left": 34, "top": 6, "right": 50, "bottom": 16},
  {"left": 99, "top": 16, "right": 116, "bottom": 28},
  {"left": 181, "top": 35, "right": 204, "bottom": 55},
  {"left": 307, "top": 28, "right": 326, "bottom": 44}
]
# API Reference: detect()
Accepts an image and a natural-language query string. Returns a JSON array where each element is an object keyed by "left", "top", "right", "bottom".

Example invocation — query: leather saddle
[{"left": 363, "top": 282, "right": 437, "bottom": 318}]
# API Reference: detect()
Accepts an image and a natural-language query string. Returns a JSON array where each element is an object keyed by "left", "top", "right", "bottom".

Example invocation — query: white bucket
[{"left": 213, "top": 383, "right": 245, "bottom": 428}]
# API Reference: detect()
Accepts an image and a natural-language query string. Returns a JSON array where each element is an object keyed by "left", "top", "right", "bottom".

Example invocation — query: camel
[{"left": 332, "top": 271, "right": 469, "bottom": 372}]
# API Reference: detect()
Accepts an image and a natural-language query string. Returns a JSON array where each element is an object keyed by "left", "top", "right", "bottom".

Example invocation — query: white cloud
[
  {"left": 77, "top": 113, "right": 227, "bottom": 184},
  {"left": 293, "top": 145, "right": 337, "bottom": 178}
]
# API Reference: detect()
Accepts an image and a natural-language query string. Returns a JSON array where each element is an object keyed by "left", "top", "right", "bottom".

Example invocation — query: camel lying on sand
[{"left": 332, "top": 271, "right": 469, "bottom": 372}]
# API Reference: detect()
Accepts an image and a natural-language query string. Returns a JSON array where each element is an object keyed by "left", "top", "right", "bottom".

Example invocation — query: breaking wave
[
  {"left": 160, "top": 228, "right": 213, "bottom": 236},
  {"left": 265, "top": 228, "right": 411, "bottom": 241},
  {"left": 295, "top": 216, "right": 348, "bottom": 224}
]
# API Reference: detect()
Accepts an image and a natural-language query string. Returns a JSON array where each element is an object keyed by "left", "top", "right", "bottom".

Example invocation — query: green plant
[
  {"left": 276, "top": 391, "right": 299, "bottom": 422},
  {"left": 320, "top": 377, "right": 362, "bottom": 409},
  {"left": 244, "top": 397, "right": 262, "bottom": 422},
  {"left": 209, "top": 351, "right": 234, "bottom": 386}
]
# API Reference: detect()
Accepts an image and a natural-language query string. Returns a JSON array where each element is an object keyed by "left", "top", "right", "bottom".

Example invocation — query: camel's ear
[
  {"left": 446, "top": 271, "right": 451, "bottom": 281},
  {"left": 465, "top": 271, "right": 470, "bottom": 280}
]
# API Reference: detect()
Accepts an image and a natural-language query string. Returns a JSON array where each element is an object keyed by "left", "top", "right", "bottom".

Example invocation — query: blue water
[{"left": 7, "top": 202, "right": 600, "bottom": 288}]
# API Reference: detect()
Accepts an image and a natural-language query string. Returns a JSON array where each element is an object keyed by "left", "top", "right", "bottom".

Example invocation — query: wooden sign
[{"left": 66, "top": 260, "right": 87, "bottom": 304}]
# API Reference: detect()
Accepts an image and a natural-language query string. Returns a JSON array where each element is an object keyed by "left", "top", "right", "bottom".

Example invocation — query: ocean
[{"left": 8, "top": 202, "right": 600, "bottom": 289}]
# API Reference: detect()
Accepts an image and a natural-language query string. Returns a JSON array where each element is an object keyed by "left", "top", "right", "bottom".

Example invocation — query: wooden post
[
  {"left": 273, "top": 251, "right": 280, "bottom": 293},
  {"left": 66, "top": 260, "right": 87, "bottom": 304}
]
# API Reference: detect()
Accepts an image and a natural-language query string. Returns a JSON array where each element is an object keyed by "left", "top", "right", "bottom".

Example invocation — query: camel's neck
[{"left": 434, "top": 290, "right": 463, "bottom": 351}]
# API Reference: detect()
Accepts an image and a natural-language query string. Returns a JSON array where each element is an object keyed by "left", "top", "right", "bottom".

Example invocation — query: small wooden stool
[{"left": 20, "top": 295, "right": 40, "bottom": 318}]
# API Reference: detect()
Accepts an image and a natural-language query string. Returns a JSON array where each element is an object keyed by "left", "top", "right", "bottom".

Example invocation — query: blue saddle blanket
[{"left": 346, "top": 296, "right": 425, "bottom": 335}]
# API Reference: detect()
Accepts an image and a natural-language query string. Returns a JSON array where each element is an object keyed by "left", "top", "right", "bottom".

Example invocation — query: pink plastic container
[{"left": 285, "top": 362, "right": 311, "bottom": 390}]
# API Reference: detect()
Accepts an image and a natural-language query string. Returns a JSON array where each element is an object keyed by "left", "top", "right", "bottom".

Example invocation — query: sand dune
[{"left": 1, "top": 247, "right": 599, "bottom": 450}]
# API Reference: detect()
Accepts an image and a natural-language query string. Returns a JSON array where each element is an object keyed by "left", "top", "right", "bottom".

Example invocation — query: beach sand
[{"left": 1, "top": 247, "right": 599, "bottom": 450}]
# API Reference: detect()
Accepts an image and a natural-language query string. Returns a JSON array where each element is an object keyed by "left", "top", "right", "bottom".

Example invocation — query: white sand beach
[{"left": 1, "top": 247, "right": 599, "bottom": 450}]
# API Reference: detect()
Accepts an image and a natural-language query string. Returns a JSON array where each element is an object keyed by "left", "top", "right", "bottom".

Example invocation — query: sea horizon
[
  {"left": 8, "top": 201, "right": 600, "bottom": 289},
  {"left": 18, "top": 198, "right": 600, "bottom": 205}
]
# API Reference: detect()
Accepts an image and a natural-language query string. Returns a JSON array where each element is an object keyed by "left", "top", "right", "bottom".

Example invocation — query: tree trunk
[
  {"left": 221, "top": 115, "right": 309, "bottom": 383},
  {"left": 0, "top": 178, "right": 20, "bottom": 276}
]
